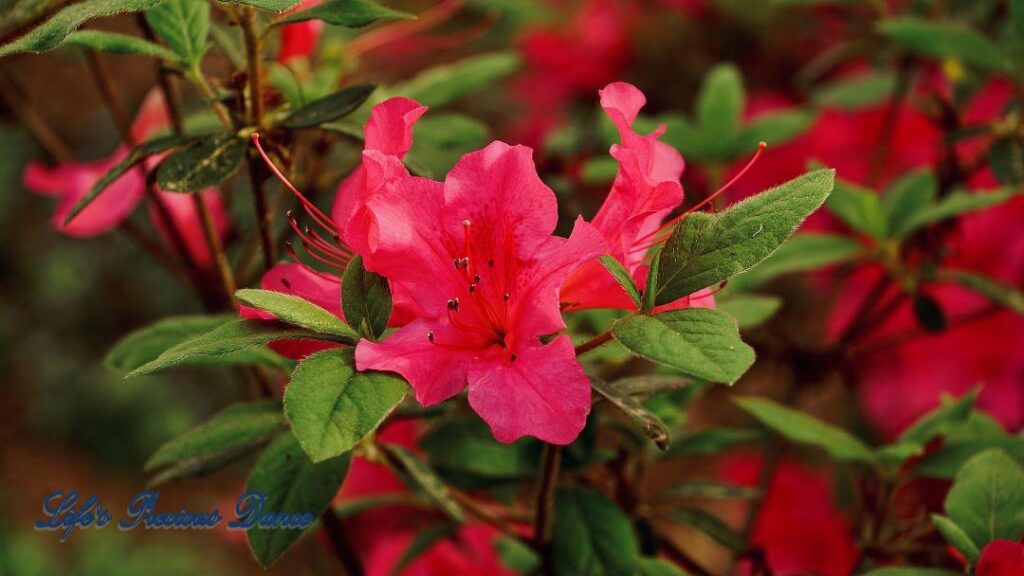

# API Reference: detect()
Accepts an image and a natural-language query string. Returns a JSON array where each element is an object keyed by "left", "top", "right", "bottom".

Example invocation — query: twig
[
  {"left": 239, "top": 7, "right": 275, "bottom": 270},
  {"left": 448, "top": 488, "right": 528, "bottom": 541},
  {"left": 0, "top": 71, "right": 73, "bottom": 161},
  {"left": 533, "top": 443, "right": 562, "bottom": 575},
  {"left": 575, "top": 330, "right": 613, "bottom": 356},
  {"left": 318, "top": 507, "right": 365, "bottom": 576}
]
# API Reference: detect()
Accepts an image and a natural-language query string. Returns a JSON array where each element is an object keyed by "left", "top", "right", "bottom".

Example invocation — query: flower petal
[{"left": 467, "top": 335, "right": 591, "bottom": 445}]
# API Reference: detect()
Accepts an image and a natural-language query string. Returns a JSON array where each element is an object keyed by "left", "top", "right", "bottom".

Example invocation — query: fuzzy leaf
[
  {"left": 278, "top": 0, "right": 414, "bottom": 27},
  {"left": 592, "top": 377, "right": 670, "bottom": 450},
  {"left": 281, "top": 84, "right": 376, "bottom": 129},
  {"left": 884, "top": 170, "right": 937, "bottom": 238},
  {"left": 245, "top": 433, "right": 351, "bottom": 567},
  {"left": 826, "top": 179, "right": 887, "bottom": 239},
  {"left": 62, "top": 30, "right": 179, "bottom": 60},
  {"left": 899, "top": 389, "right": 978, "bottom": 446},
  {"left": 391, "top": 52, "right": 521, "bottom": 108},
  {"left": 664, "top": 508, "right": 745, "bottom": 551},
  {"left": 145, "top": 0, "right": 209, "bottom": 67},
  {"left": 931, "top": 514, "right": 981, "bottom": 564},
  {"left": 612, "top": 309, "right": 755, "bottom": 384},
  {"left": 898, "top": 189, "right": 1018, "bottom": 239},
  {"left": 878, "top": 17, "right": 1009, "bottom": 72},
  {"left": 735, "top": 396, "right": 876, "bottom": 462},
  {"left": 716, "top": 294, "right": 782, "bottom": 329},
  {"left": 157, "top": 133, "right": 245, "bottom": 192},
  {"left": 812, "top": 71, "right": 897, "bottom": 110},
  {"left": 381, "top": 443, "right": 464, "bottom": 522},
  {"left": 729, "top": 233, "right": 863, "bottom": 291},
  {"left": 236, "top": 289, "right": 358, "bottom": 339},
  {"left": 284, "top": 348, "right": 407, "bottom": 462},
  {"left": 145, "top": 400, "right": 283, "bottom": 484},
  {"left": 738, "top": 109, "right": 815, "bottom": 149},
  {"left": 941, "top": 270, "right": 1024, "bottom": 317},
  {"left": 598, "top": 255, "right": 642, "bottom": 309},
  {"left": 944, "top": 448, "right": 1024, "bottom": 550},
  {"left": 0, "top": 0, "right": 166, "bottom": 58},
  {"left": 129, "top": 320, "right": 352, "bottom": 376},
  {"left": 655, "top": 169, "right": 834, "bottom": 305},
  {"left": 341, "top": 255, "right": 392, "bottom": 339},
  {"left": 105, "top": 314, "right": 289, "bottom": 372},
  {"left": 663, "top": 428, "right": 763, "bottom": 458},
  {"left": 551, "top": 486, "right": 640, "bottom": 576},
  {"left": 697, "top": 63, "right": 745, "bottom": 141},
  {"left": 218, "top": 0, "right": 299, "bottom": 12},
  {"left": 421, "top": 417, "right": 540, "bottom": 479}
]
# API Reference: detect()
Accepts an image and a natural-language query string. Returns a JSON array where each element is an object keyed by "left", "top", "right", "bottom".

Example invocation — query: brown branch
[
  {"left": 575, "top": 330, "right": 613, "bottom": 356},
  {"left": 318, "top": 507, "right": 365, "bottom": 576},
  {"left": 0, "top": 71, "right": 73, "bottom": 161},
  {"left": 533, "top": 443, "right": 563, "bottom": 575}
]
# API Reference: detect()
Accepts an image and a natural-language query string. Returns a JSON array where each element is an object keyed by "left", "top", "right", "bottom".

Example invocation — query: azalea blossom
[
  {"left": 23, "top": 89, "right": 229, "bottom": 267},
  {"left": 351, "top": 139, "right": 606, "bottom": 445},
  {"left": 560, "top": 82, "right": 715, "bottom": 312},
  {"left": 242, "top": 96, "right": 428, "bottom": 357},
  {"left": 276, "top": 0, "right": 323, "bottom": 63}
]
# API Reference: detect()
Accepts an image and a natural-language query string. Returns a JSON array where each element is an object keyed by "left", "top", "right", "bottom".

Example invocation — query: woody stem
[
  {"left": 533, "top": 443, "right": 562, "bottom": 575},
  {"left": 240, "top": 7, "right": 275, "bottom": 271},
  {"left": 574, "top": 330, "right": 614, "bottom": 356}
]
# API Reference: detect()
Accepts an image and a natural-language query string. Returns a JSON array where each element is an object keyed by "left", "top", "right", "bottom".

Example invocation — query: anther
[
  {"left": 462, "top": 219, "right": 472, "bottom": 228},
  {"left": 488, "top": 259, "right": 494, "bottom": 267},
  {"left": 473, "top": 274, "right": 481, "bottom": 283},
  {"left": 427, "top": 331, "right": 435, "bottom": 343},
  {"left": 502, "top": 293, "right": 510, "bottom": 301},
  {"left": 447, "top": 298, "right": 460, "bottom": 311},
  {"left": 280, "top": 278, "right": 291, "bottom": 289},
  {"left": 469, "top": 283, "right": 477, "bottom": 293},
  {"left": 509, "top": 354, "right": 517, "bottom": 363},
  {"left": 453, "top": 258, "right": 462, "bottom": 270}
]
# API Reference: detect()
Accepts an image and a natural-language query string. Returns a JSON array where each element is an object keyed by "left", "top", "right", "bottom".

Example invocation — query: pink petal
[
  {"left": 277, "top": 19, "right": 323, "bottom": 63},
  {"left": 27, "top": 148, "right": 147, "bottom": 238},
  {"left": 332, "top": 97, "right": 428, "bottom": 226},
  {"left": 131, "top": 88, "right": 171, "bottom": 143},
  {"left": 467, "top": 335, "right": 591, "bottom": 445},
  {"left": 356, "top": 318, "right": 477, "bottom": 406},
  {"left": 149, "top": 188, "right": 230, "bottom": 269}
]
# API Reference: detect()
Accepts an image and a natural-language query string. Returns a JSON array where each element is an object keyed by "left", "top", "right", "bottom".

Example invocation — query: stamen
[
  {"left": 251, "top": 133, "right": 341, "bottom": 237},
  {"left": 447, "top": 298, "right": 460, "bottom": 311},
  {"left": 427, "top": 331, "right": 435, "bottom": 343},
  {"left": 280, "top": 278, "right": 291, "bottom": 289}
]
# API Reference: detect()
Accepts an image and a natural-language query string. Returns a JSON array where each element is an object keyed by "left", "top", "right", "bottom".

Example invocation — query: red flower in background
[
  {"left": 514, "top": 0, "right": 636, "bottom": 145},
  {"left": 276, "top": 0, "right": 323, "bottom": 64},
  {"left": 976, "top": 540, "right": 1024, "bottom": 576},
  {"left": 722, "top": 454, "right": 859, "bottom": 576},
  {"left": 24, "top": 89, "right": 230, "bottom": 268}
]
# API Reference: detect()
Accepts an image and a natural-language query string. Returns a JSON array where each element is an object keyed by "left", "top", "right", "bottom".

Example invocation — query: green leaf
[
  {"left": 245, "top": 433, "right": 351, "bottom": 568},
  {"left": 157, "top": 133, "right": 244, "bottom": 192},
  {"left": 612, "top": 309, "right": 755, "bottom": 384},
  {"left": 608, "top": 375, "right": 694, "bottom": 396},
  {"left": 897, "top": 189, "right": 1018, "bottom": 237},
  {"left": 878, "top": 17, "right": 1009, "bottom": 73},
  {"left": 421, "top": 417, "right": 540, "bottom": 479},
  {"left": 598, "top": 255, "right": 642, "bottom": 309},
  {"left": 864, "top": 565, "right": 958, "bottom": 569},
  {"left": 391, "top": 52, "right": 521, "bottom": 108},
  {"left": 826, "top": 179, "right": 887, "bottom": 239},
  {"left": 941, "top": 270, "right": 1024, "bottom": 317},
  {"left": 638, "top": 557, "right": 688, "bottom": 576},
  {"left": 145, "top": 0, "right": 209, "bottom": 67},
  {"left": 1014, "top": 0, "right": 1024, "bottom": 38},
  {"left": 0, "top": 0, "right": 166, "bottom": 58},
  {"left": 735, "top": 396, "right": 876, "bottom": 463},
  {"left": 697, "top": 63, "right": 745, "bottom": 141},
  {"left": 912, "top": 293, "right": 946, "bottom": 332},
  {"left": 145, "top": 400, "right": 282, "bottom": 484},
  {"left": 341, "top": 255, "right": 392, "bottom": 339},
  {"left": 738, "top": 109, "right": 815, "bottom": 149},
  {"left": 655, "top": 169, "right": 835, "bottom": 305},
  {"left": 716, "top": 294, "right": 782, "bottom": 329},
  {"left": 284, "top": 348, "right": 407, "bottom": 463},
  {"left": 916, "top": 438, "right": 1024, "bottom": 479},
  {"left": 884, "top": 170, "right": 937, "bottom": 238},
  {"left": 899, "top": 389, "right": 978, "bottom": 446},
  {"left": 728, "top": 233, "right": 863, "bottom": 291},
  {"left": 931, "top": 514, "right": 981, "bottom": 564},
  {"left": 580, "top": 157, "right": 619, "bottom": 184},
  {"left": 591, "top": 377, "right": 670, "bottom": 450},
  {"left": 664, "top": 508, "right": 745, "bottom": 551},
  {"left": 381, "top": 444, "right": 464, "bottom": 522},
  {"left": 989, "top": 137, "right": 1024, "bottom": 186},
  {"left": 551, "top": 486, "right": 640, "bottom": 576},
  {"left": 236, "top": 289, "right": 358, "bottom": 339},
  {"left": 663, "top": 428, "right": 763, "bottom": 458},
  {"left": 129, "top": 319, "right": 352, "bottom": 376},
  {"left": 281, "top": 84, "right": 376, "bottom": 129},
  {"left": 943, "top": 448, "right": 1024, "bottom": 550},
  {"left": 812, "top": 71, "right": 897, "bottom": 110},
  {"left": 406, "top": 113, "right": 489, "bottom": 175},
  {"left": 62, "top": 30, "right": 179, "bottom": 60},
  {"left": 278, "top": 0, "right": 414, "bottom": 27},
  {"left": 656, "top": 481, "right": 760, "bottom": 501},
  {"left": 642, "top": 250, "right": 662, "bottom": 313},
  {"left": 389, "top": 523, "right": 458, "bottom": 576},
  {"left": 218, "top": 0, "right": 299, "bottom": 12},
  {"left": 105, "top": 314, "right": 289, "bottom": 372},
  {"left": 65, "top": 135, "right": 192, "bottom": 225}
]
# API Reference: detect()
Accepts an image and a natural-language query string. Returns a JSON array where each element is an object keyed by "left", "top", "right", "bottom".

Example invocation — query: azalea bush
[{"left": 1, "top": 0, "right": 1023, "bottom": 575}]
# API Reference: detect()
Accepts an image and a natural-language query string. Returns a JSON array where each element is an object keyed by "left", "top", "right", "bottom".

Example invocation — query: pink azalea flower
[
  {"left": 351, "top": 140, "right": 606, "bottom": 445},
  {"left": 276, "top": 0, "right": 324, "bottom": 63},
  {"left": 241, "top": 97, "right": 429, "bottom": 359},
  {"left": 722, "top": 455, "right": 859, "bottom": 576},
  {"left": 976, "top": 540, "right": 1024, "bottom": 576},
  {"left": 23, "top": 89, "right": 230, "bottom": 267},
  {"left": 560, "top": 82, "right": 715, "bottom": 312}
]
